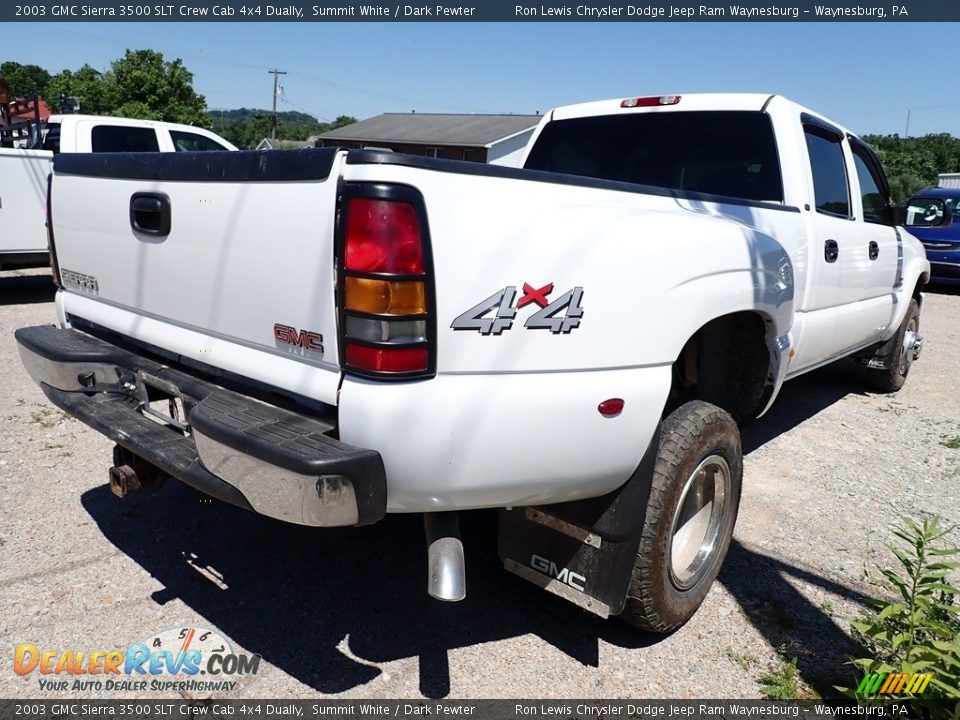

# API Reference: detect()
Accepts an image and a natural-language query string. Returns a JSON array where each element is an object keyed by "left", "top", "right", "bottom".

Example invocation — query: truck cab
[{"left": 42, "top": 114, "right": 236, "bottom": 154}]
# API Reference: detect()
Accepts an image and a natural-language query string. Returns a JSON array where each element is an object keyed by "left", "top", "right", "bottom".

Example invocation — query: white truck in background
[
  {"left": 16, "top": 93, "right": 946, "bottom": 632},
  {"left": 0, "top": 102, "right": 236, "bottom": 271}
]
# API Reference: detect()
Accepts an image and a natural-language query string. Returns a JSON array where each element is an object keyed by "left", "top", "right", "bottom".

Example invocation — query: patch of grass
[
  {"left": 878, "top": 403, "right": 906, "bottom": 417},
  {"left": 726, "top": 647, "right": 756, "bottom": 671},
  {"left": 29, "top": 409, "right": 59, "bottom": 428},
  {"left": 940, "top": 435, "right": 960, "bottom": 450},
  {"left": 845, "top": 517, "right": 959, "bottom": 702},
  {"left": 820, "top": 599, "right": 836, "bottom": 615},
  {"left": 758, "top": 656, "right": 801, "bottom": 699}
]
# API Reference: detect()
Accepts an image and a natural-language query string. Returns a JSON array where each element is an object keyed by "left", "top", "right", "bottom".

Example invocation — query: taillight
[
  {"left": 344, "top": 199, "right": 423, "bottom": 274},
  {"left": 338, "top": 186, "right": 434, "bottom": 380},
  {"left": 621, "top": 95, "right": 681, "bottom": 108},
  {"left": 46, "top": 173, "right": 63, "bottom": 289}
]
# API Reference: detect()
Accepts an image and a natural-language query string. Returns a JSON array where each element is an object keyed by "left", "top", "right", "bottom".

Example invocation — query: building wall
[
  {"left": 486, "top": 129, "right": 536, "bottom": 168},
  {"left": 939, "top": 173, "right": 960, "bottom": 189}
]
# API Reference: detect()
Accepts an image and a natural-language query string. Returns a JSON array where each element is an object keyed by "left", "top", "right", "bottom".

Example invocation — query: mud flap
[{"left": 497, "top": 425, "right": 660, "bottom": 618}]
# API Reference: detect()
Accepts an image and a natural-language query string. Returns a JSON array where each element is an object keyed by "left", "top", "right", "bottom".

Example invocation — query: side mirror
[{"left": 898, "top": 198, "right": 953, "bottom": 228}]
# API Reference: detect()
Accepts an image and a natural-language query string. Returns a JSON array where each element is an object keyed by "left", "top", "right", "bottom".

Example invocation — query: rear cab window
[
  {"left": 91, "top": 125, "right": 160, "bottom": 152},
  {"left": 524, "top": 111, "right": 784, "bottom": 203}
]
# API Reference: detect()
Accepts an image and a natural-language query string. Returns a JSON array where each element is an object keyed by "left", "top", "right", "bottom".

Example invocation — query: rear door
[
  {"left": 799, "top": 120, "right": 864, "bottom": 311},
  {"left": 848, "top": 139, "right": 899, "bottom": 299},
  {"left": 50, "top": 149, "right": 343, "bottom": 404}
]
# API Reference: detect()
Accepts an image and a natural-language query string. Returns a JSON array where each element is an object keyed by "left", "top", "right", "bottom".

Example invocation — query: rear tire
[
  {"left": 620, "top": 400, "right": 742, "bottom": 633},
  {"left": 865, "top": 298, "right": 920, "bottom": 393}
]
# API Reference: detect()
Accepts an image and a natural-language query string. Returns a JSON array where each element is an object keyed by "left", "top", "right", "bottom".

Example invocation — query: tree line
[
  {"left": 3, "top": 52, "right": 959, "bottom": 182},
  {"left": 1, "top": 53, "right": 356, "bottom": 149},
  {"left": 862, "top": 133, "right": 960, "bottom": 201}
]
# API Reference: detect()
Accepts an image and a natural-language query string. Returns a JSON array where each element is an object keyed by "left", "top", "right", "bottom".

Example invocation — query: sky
[{"left": 5, "top": 22, "right": 960, "bottom": 137}]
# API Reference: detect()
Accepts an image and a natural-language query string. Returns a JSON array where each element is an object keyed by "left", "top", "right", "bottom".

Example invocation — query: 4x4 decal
[{"left": 451, "top": 282, "right": 584, "bottom": 335}]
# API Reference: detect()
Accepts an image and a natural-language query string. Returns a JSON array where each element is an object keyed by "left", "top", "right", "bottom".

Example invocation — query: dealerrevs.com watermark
[{"left": 14, "top": 627, "right": 260, "bottom": 694}]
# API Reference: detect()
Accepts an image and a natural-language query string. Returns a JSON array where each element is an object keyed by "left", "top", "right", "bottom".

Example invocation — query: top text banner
[{"left": 3, "top": 0, "right": 959, "bottom": 21}]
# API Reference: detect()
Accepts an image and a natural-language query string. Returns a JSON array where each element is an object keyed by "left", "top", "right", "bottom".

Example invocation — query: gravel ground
[{"left": 0, "top": 267, "right": 957, "bottom": 700}]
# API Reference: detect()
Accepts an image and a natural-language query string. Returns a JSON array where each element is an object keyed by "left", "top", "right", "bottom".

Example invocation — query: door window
[
  {"left": 170, "top": 130, "right": 230, "bottom": 152},
  {"left": 804, "top": 125, "right": 850, "bottom": 218},
  {"left": 850, "top": 143, "right": 891, "bottom": 224}
]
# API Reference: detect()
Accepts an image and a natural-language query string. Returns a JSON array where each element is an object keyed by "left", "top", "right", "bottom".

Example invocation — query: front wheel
[{"left": 619, "top": 400, "right": 742, "bottom": 633}]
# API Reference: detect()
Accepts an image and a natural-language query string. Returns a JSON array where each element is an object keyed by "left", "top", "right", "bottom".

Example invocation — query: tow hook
[{"left": 424, "top": 512, "right": 466, "bottom": 602}]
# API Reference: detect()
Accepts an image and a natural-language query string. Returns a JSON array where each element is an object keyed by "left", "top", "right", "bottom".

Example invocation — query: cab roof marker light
[{"left": 621, "top": 95, "right": 681, "bottom": 108}]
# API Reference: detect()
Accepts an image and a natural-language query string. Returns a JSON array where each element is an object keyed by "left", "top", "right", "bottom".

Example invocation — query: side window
[
  {"left": 851, "top": 143, "right": 890, "bottom": 225},
  {"left": 91, "top": 125, "right": 160, "bottom": 152},
  {"left": 804, "top": 125, "right": 850, "bottom": 218},
  {"left": 170, "top": 130, "right": 229, "bottom": 152}
]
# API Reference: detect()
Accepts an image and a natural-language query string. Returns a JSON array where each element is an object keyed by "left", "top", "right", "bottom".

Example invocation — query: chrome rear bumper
[{"left": 15, "top": 325, "right": 387, "bottom": 527}]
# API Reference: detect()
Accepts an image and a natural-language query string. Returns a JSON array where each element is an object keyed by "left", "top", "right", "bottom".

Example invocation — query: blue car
[{"left": 906, "top": 187, "right": 960, "bottom": 285}]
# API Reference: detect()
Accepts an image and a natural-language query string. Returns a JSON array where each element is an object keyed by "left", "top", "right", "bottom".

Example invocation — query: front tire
[{"left": 620, "top": 400, "right": 742, "bottom": 633}]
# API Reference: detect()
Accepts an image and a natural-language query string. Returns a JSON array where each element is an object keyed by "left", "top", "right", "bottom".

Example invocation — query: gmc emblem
[
  {"left": 530, "top": 553, "right": 587, "bottom": 592},
  {"left": 274, "top": 323, "right": 324, "bottom": 353}
]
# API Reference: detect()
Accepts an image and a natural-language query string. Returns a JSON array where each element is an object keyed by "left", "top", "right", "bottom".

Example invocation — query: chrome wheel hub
[
  {"left": 900, "top": 320, "right": 921, "bottom": 376},
  {"left": 669, "top": 454, "right": 731, "bottom": 591}
]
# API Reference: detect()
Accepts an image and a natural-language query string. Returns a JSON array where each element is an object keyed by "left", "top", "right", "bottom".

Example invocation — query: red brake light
[
  {"left": 621, "top": 95, "right": 681, "bottom": 108},
  {"left": 344, "top": 198, "right": 424, "bottom": 274},
  {"left": 345, "top": 343, "right": 428, "bottom": 374}
]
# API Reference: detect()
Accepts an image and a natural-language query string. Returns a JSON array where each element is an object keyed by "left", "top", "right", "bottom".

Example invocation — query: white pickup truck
[
  {"left": 0, "top": 111, "right": 236, "bottom": 271},
  {"left": 15, "top": 93, "right": 945, "bottom": 632}
]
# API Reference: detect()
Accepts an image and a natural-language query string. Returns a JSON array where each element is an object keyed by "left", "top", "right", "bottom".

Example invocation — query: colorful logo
[
  {"left": 14, "top": 627, "right": 260, "bottom": 693},
  {"left": 856, "top": 672, "right": 933, "bottom": 696}
]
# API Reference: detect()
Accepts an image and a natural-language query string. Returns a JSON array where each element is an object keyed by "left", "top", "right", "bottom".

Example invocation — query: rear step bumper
[{"left": 15, "top": 325, "right": 387, "bottom": 527}]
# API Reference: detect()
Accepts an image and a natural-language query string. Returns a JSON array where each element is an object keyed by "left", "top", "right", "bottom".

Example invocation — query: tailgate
[{"left": 50, "top": 149, "right": 343, "bottom": 404}]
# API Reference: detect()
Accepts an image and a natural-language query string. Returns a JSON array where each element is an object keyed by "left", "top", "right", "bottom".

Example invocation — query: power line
[
  {"left": 267, "top": 68, "right": 287, "bottom": 140},
  {"left": 29, "top": 26, "right": 478, "bottom": 114}
]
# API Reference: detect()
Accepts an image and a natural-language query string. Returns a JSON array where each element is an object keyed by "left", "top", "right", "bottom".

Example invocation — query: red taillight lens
[
  {"left": 345, "top": 343, "right": 428, "bottom": 373},
  {"left": 344, "top": 198, "right": 424, "bottom": 274}
]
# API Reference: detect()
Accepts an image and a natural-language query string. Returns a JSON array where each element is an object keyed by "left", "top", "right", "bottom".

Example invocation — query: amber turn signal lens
[{"left": 344, "top": 277, "right": 427, "bottom": 315}]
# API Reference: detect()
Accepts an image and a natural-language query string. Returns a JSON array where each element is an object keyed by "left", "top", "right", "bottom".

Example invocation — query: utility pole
[{"left": 268, "top": 68, "right": 287, "bottom": 140}]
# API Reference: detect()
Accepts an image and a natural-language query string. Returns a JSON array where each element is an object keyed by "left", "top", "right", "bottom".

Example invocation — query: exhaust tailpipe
[{"left": 423, "top": 512, "right": 466, "bottom": 602}]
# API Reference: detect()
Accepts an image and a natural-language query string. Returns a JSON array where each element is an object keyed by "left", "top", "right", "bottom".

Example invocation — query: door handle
[
  {"left": 130, "top": 192, "right": 171, "bottom": 236},
  {"left": 824, "top": 239, "right": 839, "bottom": 263},
  {"left": 868, "top": 241, "right": 879, "bottom": 260}
]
